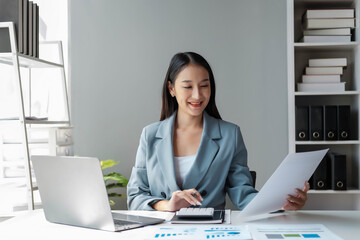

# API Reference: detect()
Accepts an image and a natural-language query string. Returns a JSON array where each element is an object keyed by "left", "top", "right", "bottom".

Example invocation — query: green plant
[{"left": 100, "top": 159, "right": 129, "bottom": 206}]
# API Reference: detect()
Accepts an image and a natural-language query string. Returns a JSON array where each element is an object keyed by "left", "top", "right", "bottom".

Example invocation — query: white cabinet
[
  {"left": 0, "top": 22, "right": 72, "bottom": 211},
  {"left": 287, "top": 0, "right": 360, "bottom": 210}
]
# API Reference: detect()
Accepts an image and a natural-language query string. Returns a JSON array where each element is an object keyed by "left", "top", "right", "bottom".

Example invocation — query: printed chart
[
  {"left": 146, "top": 225, "right": 251, "bottom": 240},
  {"left": 248, "top": 224, "right": 343, "bottom": 240}
]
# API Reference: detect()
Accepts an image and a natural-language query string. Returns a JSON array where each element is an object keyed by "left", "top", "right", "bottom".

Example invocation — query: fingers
[
  {"left": 189, "top": 189, "right": 204, "bottom": 202},
  {"left": 303, "top": 181, "right": 310, "bottom": 192},
  {"left": 185, "top": 189, "right": 203, "bottom": 205},
  {"left": 171, "top": 189, "right": 203, "bottom": 206},
  {"left": 282, "top": 184, "right": 309, "bottom": 211}
]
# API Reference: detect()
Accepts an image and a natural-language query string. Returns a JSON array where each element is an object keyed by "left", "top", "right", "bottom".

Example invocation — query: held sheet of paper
[{"left": 240, "top": 149, "right": 328, "bottom": 217}]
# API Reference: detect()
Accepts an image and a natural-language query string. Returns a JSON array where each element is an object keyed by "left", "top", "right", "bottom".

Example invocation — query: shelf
[
  {"left": 308, "top": 189, "right": 360, "bottom": 194},
  {"left": 0, "top": 52, "right": 63, "bottom": 68},
  {"left": 295, "top": 91, "right": 360, "bottom": 96},
  {"left": 0, "top": 120, "right": 70, "bottom": 125},
  {"left": 294, "top": 42, "right": 360, "bottom": 50},
  {"left": 25, "top": 120, "right": 70, "bottom": 125},
  {"left": 296, "top": 140, "right": 360, "bottom": 145},
  {"left": 2, "top": 140, "right": 49, "bottom": 144},
  {"left": 1, "top": 160, "right": 24, "bottom": 167}
]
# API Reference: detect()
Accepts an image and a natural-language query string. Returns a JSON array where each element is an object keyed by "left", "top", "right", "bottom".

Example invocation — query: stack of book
[
  {"left": 297, "top": 58, "right": 347, "bottom": 92},
  {"left": 0, "top": 0, "right": 40, "bottom": 57},
  {"left": 301, "top": 9, "right": 355, "bottom": 43}
]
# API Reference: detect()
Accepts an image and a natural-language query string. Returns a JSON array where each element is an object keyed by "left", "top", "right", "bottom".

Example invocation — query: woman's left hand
[{"left": 282, "top": 181, "right": 310, "bottom": 211}]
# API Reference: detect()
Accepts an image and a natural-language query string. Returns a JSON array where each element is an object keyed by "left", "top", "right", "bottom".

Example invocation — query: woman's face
[{"left": 168, "top": 64, "right": 211, "bottom": 118}]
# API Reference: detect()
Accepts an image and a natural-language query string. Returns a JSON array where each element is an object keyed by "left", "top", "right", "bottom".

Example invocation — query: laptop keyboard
[{"left": 113, "top": 219, "right": 141, "bottom": 231}]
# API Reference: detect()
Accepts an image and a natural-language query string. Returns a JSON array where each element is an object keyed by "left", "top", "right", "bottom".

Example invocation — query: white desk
[{"left": 0, "top": 210, "right": 359, "bottom": 240}]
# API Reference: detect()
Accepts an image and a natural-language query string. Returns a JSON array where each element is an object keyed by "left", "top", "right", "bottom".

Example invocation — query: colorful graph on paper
[
  {"left": 248, "top": 224, "right": 343, "bottom": 240},
  {"left": 147, "top": 225, "right": 252, "bottom": 240}
]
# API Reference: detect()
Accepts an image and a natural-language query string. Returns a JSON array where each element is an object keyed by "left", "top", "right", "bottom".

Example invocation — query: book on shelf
[
  {"left": 303, "top": 18, "right": 355, "bottom": 30},
  {"left": 309, "top": 58, "right": 347, "bottom": 67},
  {"left": 300, "top": 35, "right": 351, "bottom": 43},
  {"left": 0, "top": 0, "right": 24, "bottom": 53},
  {"left": 297, "top": 82, "right": 345, "bottom": 92},
  {"left": 304, "top": 9, "right": 355, "bottom": 19},
  {"left": 34, "top": 3, "right": 39, "bottom": 57},
  {"left": 303, "top": 28, "right": 351, "bottom": 36},
  {"left": 23, "top": 0, "right": 28, "bottom": 54},
  {"left": 305, "top": 67, "right": 343, "bottom": 75},
  {"left": 302, "top": 75, "right": 341, "bottom": 83},
  {"left": 28, "top": 1, "right": 33, "bottom": 56}
]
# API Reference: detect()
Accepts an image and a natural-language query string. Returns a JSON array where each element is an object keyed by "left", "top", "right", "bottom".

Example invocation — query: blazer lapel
[
  {"left": 155, "top": 112, "right": 180, "bottom": 191},
  {"left": 182, "top": 112, "right": 221, "bottom": 190}
]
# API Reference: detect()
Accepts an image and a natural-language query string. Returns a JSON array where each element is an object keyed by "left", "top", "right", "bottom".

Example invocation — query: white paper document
[
  {"left": 144, "top": 225, "right": 252, "bottom": 240},
  {"left": 248, "top": 224, "right": 343, "bottom": 240},
  {"left": 240, "top": 149, "right": 328, "bottom": 217}
]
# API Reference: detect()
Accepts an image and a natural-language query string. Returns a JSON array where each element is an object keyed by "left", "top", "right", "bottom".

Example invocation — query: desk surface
[{"left": 0, "top": 210, "right": 359, "bottom": 240}]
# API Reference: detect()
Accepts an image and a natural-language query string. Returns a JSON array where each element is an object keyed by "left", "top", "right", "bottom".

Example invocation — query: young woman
[{"left": 127, "top": 52, "right": 309, "bottom": 211}]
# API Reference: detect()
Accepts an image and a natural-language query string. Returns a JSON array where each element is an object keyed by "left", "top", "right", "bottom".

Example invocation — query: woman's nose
[{"left": 192, "top": 87, "right": 200, "bottom": 99}]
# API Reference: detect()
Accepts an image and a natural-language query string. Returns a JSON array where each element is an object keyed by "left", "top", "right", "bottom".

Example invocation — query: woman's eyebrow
[{"left": 181, "top": 79, "right": 209, "bottom": 83}]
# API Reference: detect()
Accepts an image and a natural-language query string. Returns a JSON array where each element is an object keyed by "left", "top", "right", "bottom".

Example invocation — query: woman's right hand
[{"left": 152, "top": 189, "right": 203, "bottom": 212}]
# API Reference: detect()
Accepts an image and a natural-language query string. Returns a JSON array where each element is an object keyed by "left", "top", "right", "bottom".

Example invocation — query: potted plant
[{"left": 100, "top": 159, "right": 129, "bottom": 206}]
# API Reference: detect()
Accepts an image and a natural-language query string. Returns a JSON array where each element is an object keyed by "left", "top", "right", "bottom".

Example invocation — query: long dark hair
[{"left": 160, "top": 52, "right": 221, "bottom": 121}]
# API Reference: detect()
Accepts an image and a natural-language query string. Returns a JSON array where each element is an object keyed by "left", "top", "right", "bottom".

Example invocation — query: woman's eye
[
  {"left": 183, "top": 86, "right": 192, "bottom": 89},
  {"left": 201, "top": 85, "right": 209, "bottom": 88}
]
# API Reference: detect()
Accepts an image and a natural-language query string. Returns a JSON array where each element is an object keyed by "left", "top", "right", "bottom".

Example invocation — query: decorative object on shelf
[{"left": 100, "top": 159, "right": 128, "bottom": 206}]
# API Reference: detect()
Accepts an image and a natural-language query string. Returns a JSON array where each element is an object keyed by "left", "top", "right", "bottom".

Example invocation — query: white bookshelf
[
  {"left": 287, "top": 0, "right": 360, "bottom": 210},
  {"left": 0, "top": 22, "right": 72, "bottom": 212}
]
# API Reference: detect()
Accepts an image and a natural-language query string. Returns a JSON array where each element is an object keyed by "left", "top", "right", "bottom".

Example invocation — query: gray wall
[{"left": 69, "top": 0, "right": 288, "bottom": 209}]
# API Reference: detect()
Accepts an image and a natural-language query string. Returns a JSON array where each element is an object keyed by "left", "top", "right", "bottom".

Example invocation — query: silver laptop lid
[{"left": 32, "top": 155, "right": 116, "bottom": 231}]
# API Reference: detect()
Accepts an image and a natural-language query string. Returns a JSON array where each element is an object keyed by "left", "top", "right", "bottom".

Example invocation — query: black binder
[
  {"left": 338, "top": 105, "right": 350, "bottom": 140},
  {"left": 330, "top": 153, "right": 347, "bottom": 190},
  {"left": 0, "top": 0, "right": 24, "bottom": 53},
  {"left": 312, "top": 155, "right": 330, "bottom": 190},
  {"left": 310, "top": 106, "right": 323, "bottom": 141},
  {"left": 324, "top": 106, "right": 337, "bottom": 141},
  {"left": 296, "top": 106, "right": 309, "bottom": 141}
]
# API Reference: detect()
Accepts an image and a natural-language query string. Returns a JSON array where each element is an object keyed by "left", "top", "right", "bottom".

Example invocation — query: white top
[{"left": 174, "top": 155, "right": 196, "bottom": 188}]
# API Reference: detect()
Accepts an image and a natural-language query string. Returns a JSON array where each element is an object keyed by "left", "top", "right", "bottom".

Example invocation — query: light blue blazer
[{"left": 127, "top": 111, "right": 258, "bottom": 210}]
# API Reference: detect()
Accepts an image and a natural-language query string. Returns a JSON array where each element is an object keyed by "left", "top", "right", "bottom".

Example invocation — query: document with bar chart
[
  {"left": 145, "top": 225, "right": 251, "bottom": 240},
  {"left": 248, "top": 224, "right": 343, "bottom": 240}
]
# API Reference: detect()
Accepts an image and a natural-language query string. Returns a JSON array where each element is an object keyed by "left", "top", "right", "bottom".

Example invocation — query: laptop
[{"left": 31, "top": 155, "right": 164, "bottom": 232}]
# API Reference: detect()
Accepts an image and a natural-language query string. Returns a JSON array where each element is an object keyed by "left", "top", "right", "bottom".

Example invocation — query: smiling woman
[{"left": 126, "top": 52, "right": 309, "bottom": 212}]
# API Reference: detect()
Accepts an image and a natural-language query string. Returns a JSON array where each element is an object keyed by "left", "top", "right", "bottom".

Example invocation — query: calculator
[{"left": 176, "top": 207, "right": 215, "bottom": 219}]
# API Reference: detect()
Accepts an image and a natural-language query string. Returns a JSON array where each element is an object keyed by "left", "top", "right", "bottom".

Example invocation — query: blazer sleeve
[
  {"left": 127, "top": 127, "right": 163, "bottom": 210},
  {"left": 226, "top": 126, "right": 258, "bottom": 210}
]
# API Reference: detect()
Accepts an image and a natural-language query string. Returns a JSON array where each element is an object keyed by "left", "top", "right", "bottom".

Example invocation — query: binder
[
  {"left": 296, "top": 106, "right": 309, "bottom": 141},
  {"left": 312, "top": 154, "right": 330, "bottom": 190},
  {"left": 330, "top": 153, "right": 347, "bottom": 190},
  {"left": 28, "top": 1, "right": 33, "bottom": 56},
  {"left": 324, "top": 105, "right": 337, "bottom": 140},
  {"left": 338, "top": 105, "right": 350, "bottom": 140},
  {"left": 310, "top": 106, "right": 324, "bottom": 141},
  {"left": 309, "top": 175, "right": 314, "bottom": 189},
  {"left": 0, "top": 0, "right": 24, "bottom": 53}
]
